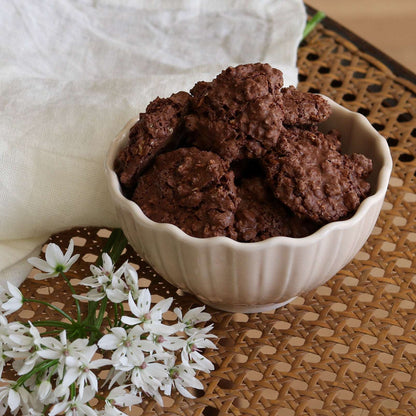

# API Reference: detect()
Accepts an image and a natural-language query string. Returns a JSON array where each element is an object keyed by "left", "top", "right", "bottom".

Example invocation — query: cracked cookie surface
[
  {"left": 116, "top": 91, "right": 191, "bottom": 190},
  {"left": 132, "top": 147, "right": 239, "bottom": 239},
  {"left": 185, "top": 63, "right": 285, "bottom": 162},
  {"left": 235, "top": 177, "right": 319, "bottom": 242},
  {"left": 263, "top": 127, "right": 373, "bottom": 224},
  {"left": 281, "top": 86, "right": 331, "bottom": 126}
]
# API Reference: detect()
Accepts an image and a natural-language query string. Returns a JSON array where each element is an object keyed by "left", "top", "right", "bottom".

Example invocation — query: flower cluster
[{"left": 0, "top": 236, "right": 216, "bottom": 415}]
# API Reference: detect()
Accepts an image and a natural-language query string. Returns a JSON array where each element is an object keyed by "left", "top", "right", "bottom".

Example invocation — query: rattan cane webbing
[{"left": 9, "top": 22, "right": 416, "bottom": 415}]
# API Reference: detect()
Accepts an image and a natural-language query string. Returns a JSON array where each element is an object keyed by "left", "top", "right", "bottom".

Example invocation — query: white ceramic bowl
[{"left": 105, "top": 97, "right": 392, "bottom": 313}]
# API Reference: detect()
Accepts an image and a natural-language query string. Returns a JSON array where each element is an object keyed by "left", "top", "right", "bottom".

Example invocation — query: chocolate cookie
[
  {"left": 132, "top": 147, "right": 239, "bottom": 239},
  {"left": 116, "top": 91, "right": 191, "bottom": 190},
  {"left": 235, "top": 177, "right": 319, "bottom": 242},
  {"left": 263, "top": 127, "right": 373, "bottom": 224},
  {"left": 185, "top": 63, "right": 285, "bottom": 162},
  {"left": 281, "top": 86, "right": 331, "bottom": 126}
]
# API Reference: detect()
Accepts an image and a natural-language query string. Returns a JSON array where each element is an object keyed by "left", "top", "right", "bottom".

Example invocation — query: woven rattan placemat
[{"left": 10, "top": 21, "right": 416, "bottom": 415}]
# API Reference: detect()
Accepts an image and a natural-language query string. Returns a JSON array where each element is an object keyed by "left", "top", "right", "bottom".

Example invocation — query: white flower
[
  {"left": 146, "top": 333, "right": 185, "bottom": 354},
  {"left": 130, "top": 355, "right": 167, "bottom": 406},
  {"left": 28, "top": 240, "right": 79, "bottom": 280},
  {"left": 105, "top": 368, "right": 129, "bottom": 390},
  {"left": 100, "top": 404, "right": 128, "bottom": 416},
  {"left": 39, "top": 331, "right": 88, "bottom": 360},
  {"left": 98, "top": 326, "right": 146, "bottom": 370},
  {"left": 72, "top": 288, "right": 107, "bottom": 303},
  {"left": 86, "top": 254, "right": 125, "bottom": 288},
  {"left": 174, "top": 306, "right": 212, "bottom": 335},
  {"left": 181, "top": 326, "right": 217, "bottom": 372},
  {"left": 0, "top": 316, "right": 27, "bottom": 375},
  {"left": 49, "top": 386, "right": 97, "bottom": 416},
  {"left": 0, "top": 315, "right": 17, "bottom": 373},
  {"left": 0, "top": 381, "right": 30, "bottom": 414},
  {"left": 123, "top": 265, "right": 140, "bottom": 300},
  {"left": 0, "top": 282, "right": 24, "bottom": 316},
  {"left": 105, "top": 274, "right": 129, "bottom": 304},
  {"left": 36, "top": 379, "right": 53, "bottom": 403},
  {"left": 105, "top": 386, "right": 142, "bottom": 412},
  {"left": 6, "top": 323, "right": 43, "bottom": 375},
  {"left": 90, "top": 253, "right": 118, "bottom": 280},
  {"left": 121, "top": 291, "right": 175, "bottom": 335},
  {"left": 74, "top": 254, "right": 128, "bottom": 303},
  {"left": 162, "top": 356, "right": 204, "bottom": 399},
  {"left": 38, "top": 332, "right": 90, "bottom": 381},
  {"left": 63, "top": 344, "right": 111, "bottom": 398}
]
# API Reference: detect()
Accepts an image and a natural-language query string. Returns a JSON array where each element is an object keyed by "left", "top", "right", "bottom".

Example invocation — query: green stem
[
  {"left": 108, "top": 229, "right": 128, "bottom": 264},
  {"left": 30, "top": 320, "right": 72, "bottom": 329},
  {"left": 41, "top": 330, "right": 62, "bottom": 336},
  {"left": 97, "top": 297, "right": 108, "bottom": 329},
  {"left": 70, "top": 383, "right": 77, "bottom": 400},
  {"left": 120, "top": 303, "right": 125, "bottom": 321},
  {"left": 302, "top": 11, "right": 326, "bottom": 40},
  {"left": 87, "top": 228, "right": 127, "bottom": 325},
  {"left": 24, "top": 298, "right": 75, "bottom": 324},
  {"left": 86, "top": 301, "right": 98, "bottom": 326},
  {"left": 98, "top": 229, "right": 122, "bottom": 265},
  {"left": 95, "top": 393, "right": 106, "bottom": 401},
  {"left": 62, "top": 272, "right": 82, "bottom": 322},
  {"left": 87, "top": 298, "right": 108, "bottom": 345},
  {"left": 15, "top": 359, "right": 59, "bottom": 387},
  {"left": 114, "top": 303, "right": 119, "bottom": 326}
]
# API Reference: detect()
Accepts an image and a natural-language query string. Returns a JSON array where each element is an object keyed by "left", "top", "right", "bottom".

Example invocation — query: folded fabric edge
[{"left": 0, "top": 240, "right": 46, "bottom": 287}]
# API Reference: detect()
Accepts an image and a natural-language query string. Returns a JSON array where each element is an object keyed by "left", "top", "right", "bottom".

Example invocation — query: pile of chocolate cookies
[{"left": 115, "top": 63, "right": 372, "bottom": 242}]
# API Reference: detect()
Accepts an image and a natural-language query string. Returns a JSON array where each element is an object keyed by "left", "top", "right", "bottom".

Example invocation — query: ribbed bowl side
[{"left": 105, "top": 98, "right": 392, "bottom": 312}]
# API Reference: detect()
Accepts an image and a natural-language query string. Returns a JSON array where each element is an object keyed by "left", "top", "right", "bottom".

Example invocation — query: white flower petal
[
  {"left": 27, "top": 257, "right": 54, "bottom": 273},
  {"left": 49, "top": 401, "right": 67, "bottom": 416},
  {"left": 63, "top": 239, "right": 75, "bottom": 263},
  {"left": 73, "top": 291, "right": 106, "bottom": 302},
  {"left": 64, "top": 254, "right": 80, "bottom": 271},
  {"left": 6, "top": 282, "right": 22, "bottom": 300},
  {"left": 7, "top": 389, "right": 20, "bottom": 411},
  {"left": 106, "top": 288, "right": 128, "bottom": 304},
  {"left": 152, "top": 297, "right": 173, "bottom": 315},
  {"left": 98, "top": 334, "right": 121, "bottom": 350},
  {"left": 45, "top": 243, "right": 64, "bottom": 267},
  {"left": 79, "top": 276, "right": 100, "bottom": 287},
  {"left": 80, "top": 404, "right": 98, "bottom": 416},
  {"left": 111, "top": 327, "right": 128, "bottom": 339},
  {"left": 121, "top": 316, "right": 141, "bottom": 326},
  {"left": 90, "top": 264, "right": 102, "bottom": 276},
  {"left": 190, "top": 351, "right": 214, "bottom": 372},
  {"left": 136, "top": 289, "right": 151, "bottom": 315},
  {"left": 2, "top": 299, "right": 22, "bottom": 315},
  {"left": 102, "top": 253, "right": 114, "bottom": 272},
  {"left": 90, "top": 359, "right": 112, "bottom": 369},
  {"left": 62, "top": 367, "right": 79, "bottom": 387},
  {"left": 53, "top": 383, "right": 68, "bottom": 399},
  {"left": 175, "top": 382, "right": 195, "bottom": 399},
  {"left": 33, "top": 271, "right": 58, "bottom": 280},
  {"left": 38, "top": 380, "right": 52, "bottom": 402},
  {"left": 107, "top": 386, "right": 142, "bottom": 407},
  {"left": 87, "top": 372, "right": 99, "bottom": 392},
  {"left": 173, "top": 307, "right": 183, "bottom": 321}
]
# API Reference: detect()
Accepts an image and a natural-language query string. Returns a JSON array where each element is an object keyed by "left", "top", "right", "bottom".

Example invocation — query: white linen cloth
[{"left": 0, "top": 0, "right": 306, "bottom": 286}]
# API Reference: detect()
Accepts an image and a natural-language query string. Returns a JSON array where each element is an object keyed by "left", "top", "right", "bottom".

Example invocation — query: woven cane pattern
[{"left": 8, "top": 22, "right": 416, "bottom": 415}]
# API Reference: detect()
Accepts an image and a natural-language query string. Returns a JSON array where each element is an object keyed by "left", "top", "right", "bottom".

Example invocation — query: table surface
[
  {"left": 10, "top": 13, "right": 416, "bottom": 416},
  {"left": 305, "top": 0, "right": 416, "bottom": 72}
]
